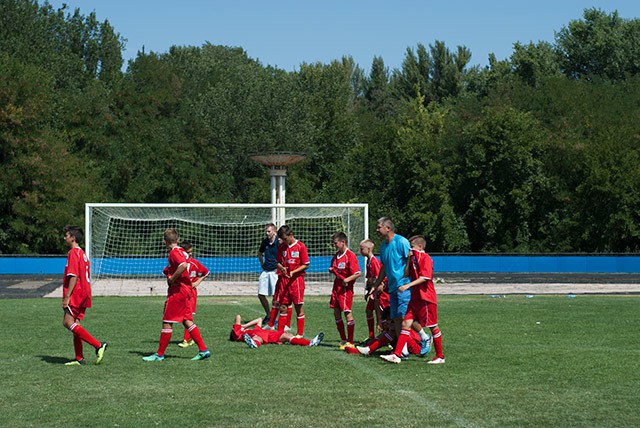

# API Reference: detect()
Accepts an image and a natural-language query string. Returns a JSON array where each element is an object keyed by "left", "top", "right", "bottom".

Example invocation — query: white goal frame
[{"left": 85, "top": 203, "right": 368, "bottom": 296}]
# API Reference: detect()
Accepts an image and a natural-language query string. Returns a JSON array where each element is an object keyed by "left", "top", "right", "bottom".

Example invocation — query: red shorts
[
  {"left": 251, "top": 327, "right": 283, "bottom": 344},
  {"left": 403, "top": 299, "right": 438, "bottom": 327},
  {"left": 280, "top": 276, "right": 305, "bottom": 306},
  {"left": 65, "top": 305, "right": 87, "bottom": 320},
  {"left": 273, "top": 277, "right": 287, "bottom": 304},
  {"left": 330, "top": 283, "right": 354, "bottom": 312},
  {"left": 163, "top": 286, "right": 194, "bottom": 323},
  {"left": 190, "top": 287, "right": 198, "bottom": 315},
  {"left": 365, "top": 288, "right": 390, "bottom": 312}
]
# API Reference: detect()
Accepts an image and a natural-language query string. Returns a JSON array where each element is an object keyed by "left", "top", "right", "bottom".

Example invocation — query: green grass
[{"left": 1, "top": 295, "right": 639, "bottom": 427}]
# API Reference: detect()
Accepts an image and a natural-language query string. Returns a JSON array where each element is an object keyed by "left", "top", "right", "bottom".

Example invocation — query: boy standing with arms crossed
[
  {"left": 143, "top": 228, "right": 211, "bottom": 362},
  {"left": 329, "top": 232, "right": 362, "bottom": 348}
]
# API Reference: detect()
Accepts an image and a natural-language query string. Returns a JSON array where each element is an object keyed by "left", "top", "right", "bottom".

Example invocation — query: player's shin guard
[
  {"left": 347, "top": 319, "right": 355, "bottom": 343},
  {"left": 394, "top": 328, "right": 411, "bottom": 357},
  {"left": 73, "top": 334, "right": 84, "bottom": 361},
  {"left": 366, "top": 314, "right": 375, "bottom": 338},
  {"left": 277, "top": 311, "right": 288, "bottom": 333},
  {"left": 268, "top": 305, "right": 279, "bottom": 328},
  {"left": 297, "top": 314, "right": 305, "bottom": 336},
  {"left": 69, "top": 322, "right": 101, "bottom": 349},
  {"left": 335, "top": 318, "right": 346, "bottom": 341},
  {"left": 290, "top": 336, "right": 310, "bottom": 346},
  {"left": 286, "top": 306, "right": 293, "bottom": 329},
  {"left": 157, "top": 328, "right": 173, "bottom": 356},
  {"left": 431, "top": 326, "right": 443, "bottom": 358},
  {"left": 188, "top": 324, "right": 207, "bottom": 352}
]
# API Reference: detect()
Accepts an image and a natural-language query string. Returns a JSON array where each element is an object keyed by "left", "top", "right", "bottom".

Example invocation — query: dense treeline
[{"left": 1, "top": 0, "right": 639, "bottom": 253}]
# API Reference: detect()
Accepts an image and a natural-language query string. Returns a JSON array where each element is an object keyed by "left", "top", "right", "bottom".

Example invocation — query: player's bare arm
[
  {"left": 62, "top": 275, "right": 77, "bottom": 308},
  {"left": 398, "top": 276, "right": 427, "bottom": 292},
  {"left": 374, "top": 265, "right": 386, "bottom": 293},
  {"left": 168, "top": 262, "right": 188, "bottom": 286}
]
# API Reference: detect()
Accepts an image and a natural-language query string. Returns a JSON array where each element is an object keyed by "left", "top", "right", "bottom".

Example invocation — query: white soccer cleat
[
  {"left": 427, "top": 357, "right": 445, "bottom": 365},
  {"left": 243, "top": 333, "right": 258, "bottom": 349},
  {"left": 309, "top": 332, "right": 324, "bottom": 347},
  {"left": 380, "top": 354, "right": 401, "bottom": 364},
  {"left": 356, "top": 346, "right": 370, "bottom": 356},
  {"left": 283, "top": 326, "right": 291, "bottom": 332}
]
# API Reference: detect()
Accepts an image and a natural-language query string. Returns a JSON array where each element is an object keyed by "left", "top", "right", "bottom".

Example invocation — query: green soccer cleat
[
  {"left": 142, "top": 353, "right": 165, "bottom": 362},
  {"left": 191, "top": 350, "right": 211, "bottom": 361},
  {"left": 95, "top": 342, "right": 108, "bottom": 365},
  {"left": 64, "top": 359, "right": 86, "bottom": 366}
]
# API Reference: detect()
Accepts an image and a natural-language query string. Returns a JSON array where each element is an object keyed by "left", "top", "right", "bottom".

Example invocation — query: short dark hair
[
  {"left": 180, "top": 241, "right": 193, "bottom": 252},
  {"left": 332, "top": 231, "right": 347, "bottom": 242},
  {"left": 265, "top": 223, "right": 276, "bottom": 230},
  {"left": 277, "top": 225, "right": 293, "bottom": 240},
  {"left": 64, "top": 225, "right": 83, "bottom": 242}
]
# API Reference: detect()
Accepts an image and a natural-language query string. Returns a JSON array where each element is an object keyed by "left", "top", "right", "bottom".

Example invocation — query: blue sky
[{"left": 43, "top": 1, "right": 640, "bottom": 73}]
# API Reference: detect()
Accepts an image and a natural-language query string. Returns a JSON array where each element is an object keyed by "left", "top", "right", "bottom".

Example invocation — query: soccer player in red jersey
[
  {"left": 360, "top": 239, "right": 390, "bottom": 341},
  {"left": 329, "top": 232, "right": 362, "bottom": 348},
  {"left": 177, "top": 242, "right": 210, "bottom": 348},
  {"left": 354, "top": 321, "right": 423, "bottom": 357},
  {"left": 229, "top": 315, "right": 323, "bottom": 348},
  {"left": 275, "top": 225, "right": 309, "bottom": 337},
  {"left": 61, "top": 225, "right": 107, "bottom": 366},
  {"left": 143, "top": 228, "right": 211, "bottom": 362},
  {"left": 381, "top": 235, "right": 443, "bottom": 364}
]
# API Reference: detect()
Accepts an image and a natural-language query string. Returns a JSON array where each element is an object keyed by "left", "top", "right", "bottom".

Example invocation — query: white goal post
[{"left": 85, "top": 203, "right": 368, "bottom": 296}]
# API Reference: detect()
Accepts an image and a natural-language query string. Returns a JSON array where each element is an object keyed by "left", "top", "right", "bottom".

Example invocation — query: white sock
[{"left": 419, "top": 329, "right": 430, "bottom": 341}]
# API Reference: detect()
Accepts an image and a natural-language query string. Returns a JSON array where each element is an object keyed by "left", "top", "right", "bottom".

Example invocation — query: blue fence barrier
[{"left": 1, "top": 254, "right": 639, "bottom": 275}]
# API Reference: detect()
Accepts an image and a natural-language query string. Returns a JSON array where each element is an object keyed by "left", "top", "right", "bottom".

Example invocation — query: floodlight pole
[{"left": 249, "top": 152, "right": 306, "bottom": 226}]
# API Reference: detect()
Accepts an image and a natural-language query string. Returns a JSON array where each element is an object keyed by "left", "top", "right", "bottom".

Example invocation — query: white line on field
[{"left": 333, "top": 351, "right": 477, "bottom": 428}]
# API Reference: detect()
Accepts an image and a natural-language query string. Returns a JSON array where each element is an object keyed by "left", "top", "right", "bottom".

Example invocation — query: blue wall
[{"left": 1, "top": 255, "right": 639, "bottom": 275}]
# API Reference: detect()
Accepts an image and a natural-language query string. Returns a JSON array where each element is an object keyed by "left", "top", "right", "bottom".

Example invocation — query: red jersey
[
  {"left": 277, "top": 240, "right": 309, "bottom": 279},
  {"left": 63, "top": 246, "right": 92, "bottom": 308},
  {"left": 409, "top": 249, "right": 437, "bottom": 303},
  {"left": 187, "top": 257, "right": 209, "bottom": 283},
  {"left": 330, "top": 249, "right": 361, "bottom": 287},
  {"left": 166, "top": 246, "right": 192, "bottom": 289}
]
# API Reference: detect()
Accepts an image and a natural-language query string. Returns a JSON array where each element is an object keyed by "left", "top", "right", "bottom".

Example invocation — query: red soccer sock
[
  {"left": 394, "top": 328, "right": 411, "bottom": 357},
  {"left": 289, "top": 336, "right": 310, "bottom": 346},
  {"left": 347, "top": 319, "right": 355, "bottom": 343},
  {"left": 69, "top": 322, "right": 101, "bottom": 349},
  {"left": 286, "top": 306, "right": 293, "bottom": 328},
  {"left": 369, "top": 332, "right": 393, "bottom": 352},
  {"left": 268, "top": 306, "right": 279, "bottom": 328},
  {"left": 188, "top": 324, "right": 207, "bottom": 352},
  {"left": 431, "top": 326, "right": 444, "bottom": 358},
  {"left": 157, "top": 328, "right": 173, "bottom": 356},
  {"left": 277, "top": 312, "right": 288, "bottom": 333},
  {"left": 366, "top": 315, "right": 375, "bottom": 338},
  {"left": 335, "top": 318, "right": 346, "bottom": 341},
  {"left": 297, "top": 314, "right": 305, "bottom": 336},
  {"left": 183, "top": 328, "right": 191, "bottom": 342},
  {"left": 73, "top": 335, "right": 83, "bottom": 361}
]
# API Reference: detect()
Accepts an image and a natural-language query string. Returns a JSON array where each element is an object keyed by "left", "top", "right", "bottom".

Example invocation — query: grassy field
[{"left": 1, "top": 294, "right": 639, "bottom": 427}]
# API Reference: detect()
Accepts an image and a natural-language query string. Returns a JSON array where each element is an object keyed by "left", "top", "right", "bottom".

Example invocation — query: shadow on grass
[
  {"left": 37, "top": 355, "right": 73, "bottom": 364},
  {"left": 128, "top": 350, "right": 195, "bottom": 360}
]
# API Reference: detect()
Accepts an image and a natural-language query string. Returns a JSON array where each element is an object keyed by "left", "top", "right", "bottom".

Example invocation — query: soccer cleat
[
  {"left": 283, "top": 326, "right": 291, "bottom": 332},
  {"left": 380, "top": 353, "right": 402, "bottom": 364},
  {"left": 95, "top": 342, "right": 108, "bottom": 365},
  {"left": 142, "top": 353, "right": 165, "bottom": 362},
  {"left": 427, "top": 356, "right": 445, "bottom": 365},
  {"left": 243, "top": 333, "right": 258, "bottom": 349},
  {"left": 262, "top": 325, "right": 275, "bottom": 331},
  {"left": 356, "top": 346, "right": 370, "bottom": 356},
  {"left": 420, "top": 335, "right": 432, "bottom": 356},
  {"left": 339, "top": 341, "right": 354, "bottom": 351},
  {"left": 309, "top": 332, "right": 324, "bottom": 347},
  {"left": 191, "top": 350, "right": 211, "bottom": 361},
  {"left": 178, "top": 339, "right": 195, "bottom": 348},
  {"left": 64, "top": 359, "right": 86, "bottom": 366}
]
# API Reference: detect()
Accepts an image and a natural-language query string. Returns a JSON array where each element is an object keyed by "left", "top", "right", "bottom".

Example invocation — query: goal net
[{"left": 85, "top": 203, "right": 368, "bottom": 296}]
